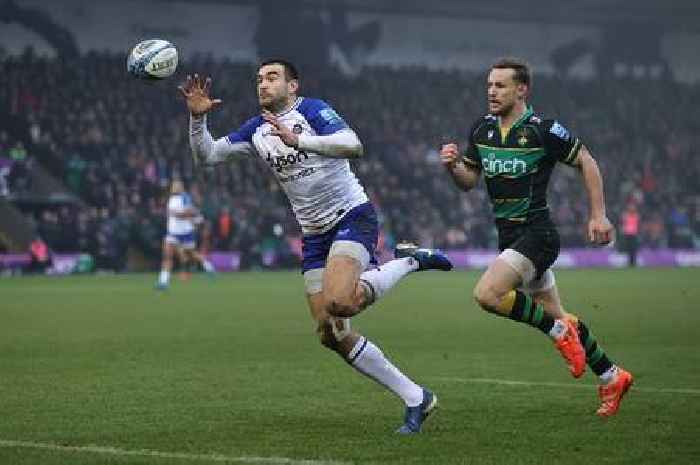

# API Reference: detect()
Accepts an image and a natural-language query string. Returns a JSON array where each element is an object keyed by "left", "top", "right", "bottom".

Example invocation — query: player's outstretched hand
[
  {"left": 588, "top": 215, "right": 615, "bottom": 246},
  {"left": 262, "top": 110, "right": 299, "bottom": 148},
  {"left": 440, "top": 143, "right": 461, "bottom": 168},
  {"left": 178, "top": 74, "right": 222, "bottom": 116}
]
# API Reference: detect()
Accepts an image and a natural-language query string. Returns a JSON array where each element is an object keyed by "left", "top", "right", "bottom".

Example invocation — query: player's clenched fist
[
  {"left": 588, "top": 216, "right": 615, "bottom": 246},
  {"left": 440, "top": 143, "right": 461, "bottom": 168}
]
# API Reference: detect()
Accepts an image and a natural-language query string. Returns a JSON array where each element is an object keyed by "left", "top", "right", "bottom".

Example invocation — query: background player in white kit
[
  {"left": 179, "top": 59, "right": 452, "bottom": 433},
  {"left": 156, "top": 180, "right": 215, "bottom": 290}
]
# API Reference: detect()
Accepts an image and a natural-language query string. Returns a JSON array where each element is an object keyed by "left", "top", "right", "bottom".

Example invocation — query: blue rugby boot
[
  {"left": 394, "top": 242, "right": 453, "bottom": 271},
  {"left": 396, "top": 388, "right": 439, "bottom": 434}
]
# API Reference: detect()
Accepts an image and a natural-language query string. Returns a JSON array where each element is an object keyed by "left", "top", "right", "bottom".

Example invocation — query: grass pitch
[{"left": 1, "top": 269, "right": 699, "bottom": 465}]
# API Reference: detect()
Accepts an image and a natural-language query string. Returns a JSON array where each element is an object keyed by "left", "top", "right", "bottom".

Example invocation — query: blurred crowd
[{"left": 1, "top": 50, "right": 699, "bottom": 269}]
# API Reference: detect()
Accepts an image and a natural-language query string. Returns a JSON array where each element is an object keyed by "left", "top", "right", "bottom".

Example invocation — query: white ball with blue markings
[{"left": 127, "top": 39, "right": 178, "bottom": 79}]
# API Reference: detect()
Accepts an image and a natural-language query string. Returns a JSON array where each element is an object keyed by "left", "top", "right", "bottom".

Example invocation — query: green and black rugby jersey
[{"left": 463, "top": 106, "right": 582, "bottom": 223}]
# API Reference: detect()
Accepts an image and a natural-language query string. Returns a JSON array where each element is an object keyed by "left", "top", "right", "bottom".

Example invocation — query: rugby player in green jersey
[{"left": 439, "top": 58, "right": 633, "bottom": 416}]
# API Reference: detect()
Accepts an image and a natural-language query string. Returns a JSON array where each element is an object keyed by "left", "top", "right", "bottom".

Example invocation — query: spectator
[
  {"left": 27, "top": 236, "right": 51, "bottom": 274},
  {"left": 621, "top": 203, "right": 641, "bottom": 266}
]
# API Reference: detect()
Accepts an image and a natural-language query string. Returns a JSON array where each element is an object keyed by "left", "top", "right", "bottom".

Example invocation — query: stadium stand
[{"left": 1, "top": 50, "right": 699, "bottom": 269}]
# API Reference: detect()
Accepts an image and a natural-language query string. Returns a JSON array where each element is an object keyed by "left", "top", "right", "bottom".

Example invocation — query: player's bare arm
[
  {"left": 440, "top": 143, "right": 480, "bottom": 191},
  {"left": 572, "top": 145, "right": 614, "bottom": 245},
  {"left": 263, "top": 109, "right": 363, "bottom": 159}
]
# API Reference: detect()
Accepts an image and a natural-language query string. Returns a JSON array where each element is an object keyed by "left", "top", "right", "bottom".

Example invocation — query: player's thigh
[
  {"left": 529, "top": 272, "right": 566, "bottom": 319},
  {"left": 474, "top": 257, "right": 523, "bottom": 309},
  {"left": 323, "top": 254, "right": 363, "bottom": 307},
  {"left": 508, "top": 224, "right": 560, "bottom": 282}
]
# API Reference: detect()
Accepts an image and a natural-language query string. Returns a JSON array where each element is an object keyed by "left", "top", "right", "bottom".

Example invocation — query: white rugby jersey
[
  {"left": 190, "top": 97, "right": 368, "bottom": 235},
  {"left": 167, "top": 193, "right": 195, "bottom": 235}
]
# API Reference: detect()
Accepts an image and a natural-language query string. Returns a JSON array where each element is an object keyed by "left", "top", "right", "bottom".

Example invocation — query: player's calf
[
  {"left": 316, "top": 318, "right": 338, "bottom": 351},
  {"left": 316, "top": 317, "right": 351, "bottom": 352}
]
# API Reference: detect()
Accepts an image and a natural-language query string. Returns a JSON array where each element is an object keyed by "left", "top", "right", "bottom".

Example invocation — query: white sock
[
  {"left": 599, "top": 365, "right": 619, "bottom": 384},
  {"left": 158, "top": 270, "right": 170, "bottom": 285},
  {"left": 548, "top": 319, "right": 567, "bottom": 340},
  {"left": 359, "top": 257, "right": 419, "bottom": 305},
  {"left": 348, "top": 337, "right": 423, "bottom": 407},
  {"left": 202, "top": 260, "right": 214, "bottom": 273}
]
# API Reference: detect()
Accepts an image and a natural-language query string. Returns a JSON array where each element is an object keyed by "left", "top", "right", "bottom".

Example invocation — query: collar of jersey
[
  {"left": 275, "top": 97, "right": 303, "bottom": 117},
  {"left": 498, "top": 105, "right": 534, "bottom": 130}
]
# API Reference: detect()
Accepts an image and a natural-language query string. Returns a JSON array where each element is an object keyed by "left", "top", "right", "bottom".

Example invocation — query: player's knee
[
  {"left": 355, "top": 283, "right": 371, "bottom": 310},
  {"left": 473, "top": 283, "right": 502, "bottom": 312},
  {"left": 325, "top": 296, "right": 358, "bottom": 318}
]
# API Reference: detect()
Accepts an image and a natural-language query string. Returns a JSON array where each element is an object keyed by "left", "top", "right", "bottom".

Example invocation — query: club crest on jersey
[
  {"left": 292, "top": 123, "right": 303, "bottom": 134},
  {"left": 517, "top": 128, "right": 528, "bottom": 147},
  {"left": 487, "top": 130, "right": 495, "bottom": 140}
]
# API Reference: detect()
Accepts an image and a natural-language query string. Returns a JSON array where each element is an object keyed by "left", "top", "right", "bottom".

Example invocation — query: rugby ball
[{"left": 127, "top": 39, "right": 178, "bottom": 79}]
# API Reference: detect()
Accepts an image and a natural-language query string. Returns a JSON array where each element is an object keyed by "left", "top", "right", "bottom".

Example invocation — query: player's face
[
  {"left": 256, "top": 64, "right": 297, "bottom": 111},
  {"left": 487, "top": 68, "right": 526, "bottom": 116}
]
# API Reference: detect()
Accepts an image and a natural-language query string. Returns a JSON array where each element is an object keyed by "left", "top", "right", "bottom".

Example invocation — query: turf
[{"left": 1, "top": 269, "right": 699, "bottom": 465}]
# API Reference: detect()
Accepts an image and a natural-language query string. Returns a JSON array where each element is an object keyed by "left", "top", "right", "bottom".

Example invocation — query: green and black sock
[
  {"left": 507, "top": 290, "right": 556, "bottom": 335},
  {"left": 576, "top": 319, "right": 614, "bottom": 376}
]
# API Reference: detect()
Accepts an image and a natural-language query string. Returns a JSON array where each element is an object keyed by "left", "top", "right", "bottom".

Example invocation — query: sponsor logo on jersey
[
  {"left": 487, "top": 129, "right": 495, "bottom": 140},
  {"left": 549, "top": 121, "right": 570, "bottom": 141},
  {"left": 278, "top": 167, "right": 316, "bottom": 183},
  {"left": 266, "top": 150, "right": 310, "bottom": 173},
  {"left": 482, "top": 153, "right": 527, "bottom": 176},
  {"left": 319, "top": 108, "right": 343, "bottom": 125}
]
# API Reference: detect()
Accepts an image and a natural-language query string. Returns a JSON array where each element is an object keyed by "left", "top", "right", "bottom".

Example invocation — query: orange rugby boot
[
  {"left": 554, "top": 319, "right": 586, "bottom": 378},
  {"left": 596, "top": 368, "right": 634, "bottom": 417}
]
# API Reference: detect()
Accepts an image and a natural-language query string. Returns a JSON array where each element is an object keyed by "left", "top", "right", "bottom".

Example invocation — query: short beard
[{"left": 261, "top": 95, "right": 289, "bottom": 113}]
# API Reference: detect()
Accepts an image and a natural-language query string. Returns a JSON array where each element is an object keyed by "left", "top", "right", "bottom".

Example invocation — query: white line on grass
[
  {"left": 433, "top": 376, "right": 700, "bottom": 395},
  {"left": 0, "top": 440, "right": 353, "bottom": 465}
]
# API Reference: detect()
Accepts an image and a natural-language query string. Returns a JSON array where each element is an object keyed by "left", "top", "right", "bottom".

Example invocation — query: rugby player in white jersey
[
  {"left": 179, "top": 59, "right": 452, "bottom": 433},
  {"left": 156, "top": 180, "right": 215, "bottom": 290}
]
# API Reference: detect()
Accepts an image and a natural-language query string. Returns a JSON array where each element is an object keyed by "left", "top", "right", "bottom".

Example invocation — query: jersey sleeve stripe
[{"left": 564, "top": 139, "right": 582, "bottom": 164}]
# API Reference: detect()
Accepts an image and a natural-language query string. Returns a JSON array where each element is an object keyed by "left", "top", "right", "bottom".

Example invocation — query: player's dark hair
[
  {"left": 491, "top": 57, "right": 532, "bottom": 89},
  {"left": 257, "top": 58, "right": 299, "bottom": 82}
]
